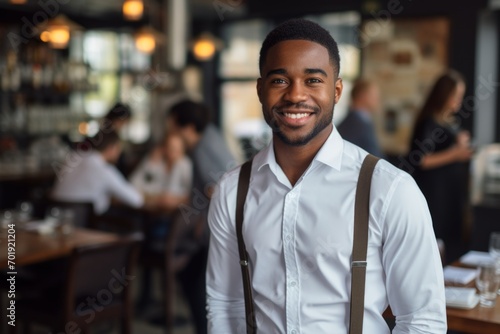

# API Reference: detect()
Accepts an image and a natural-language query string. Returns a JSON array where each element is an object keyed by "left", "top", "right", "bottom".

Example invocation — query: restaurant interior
[{"left": 1, "top": 0, "right": 500, "bottom": 333}]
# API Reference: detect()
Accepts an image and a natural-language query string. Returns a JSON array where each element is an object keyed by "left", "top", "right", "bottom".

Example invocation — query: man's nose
[{"left": 284, "top": 81, "right": 307, "bottom": 103}]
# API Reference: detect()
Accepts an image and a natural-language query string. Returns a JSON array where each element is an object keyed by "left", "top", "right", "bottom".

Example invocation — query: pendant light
[{"left": 123, "top": 0, "right": 144, "bottom": 21}]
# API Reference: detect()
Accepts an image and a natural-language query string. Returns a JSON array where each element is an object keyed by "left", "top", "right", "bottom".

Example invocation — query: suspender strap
[
  {"left": 349, "top": 154, "right": 380, "bottom": 334},
  {"left": 236, "top": 159, "right": 256, "bottom": 334}
]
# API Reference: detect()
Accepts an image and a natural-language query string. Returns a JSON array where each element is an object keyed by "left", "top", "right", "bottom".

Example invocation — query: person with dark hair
[
  {"left": 52, "top": 130, "right": 143, "bottom": 214},
  {"left": 166, "top": 99, "right": 235, "bottom": 334},
  {"left": 258, "top": 18, "right": 341, "bottom": 76},
  {"left": 337, "top": 79, "right": 384, "bottom": 157},
  {"left": 101, "top": 102, "right": 134, "bottom": 176},
  {"left": 207, "top": 18, "right": 446, "bottom": 333},
  {"left": 167, "top": 99, "right": 235, "bottom": 201},
  {"left": 409, "top": 70, "right": 473, "bottom": 248},
  {"left": 103, "top": 102, "right": 133, "bottom": 131}
]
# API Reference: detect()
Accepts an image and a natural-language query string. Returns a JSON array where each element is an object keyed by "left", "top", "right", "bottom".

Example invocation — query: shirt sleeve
[
  {"left": 206, "top": 173, "right": 246, "bottom": 333},
  {"left": 105, "top": 165, "right": 144, "bottom": 208},
  {"left": 381, "top": 173, "right": 447, "bottom": 333}
]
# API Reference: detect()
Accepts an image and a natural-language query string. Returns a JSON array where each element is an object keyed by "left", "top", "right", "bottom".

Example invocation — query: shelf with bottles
[
  {"left": 0, "top": 79, "right": 90, "bottom": 137},
  {"left": 0, "top": 41, "right": 95, "bottom": 104},
  {"left": 0, "top": 106, "right": 89, "bottom": 178}
]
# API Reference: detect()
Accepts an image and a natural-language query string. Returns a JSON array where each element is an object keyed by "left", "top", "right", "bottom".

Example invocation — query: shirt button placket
[{"left": 284, "top": 188, "right": 300, "bottom": 334}]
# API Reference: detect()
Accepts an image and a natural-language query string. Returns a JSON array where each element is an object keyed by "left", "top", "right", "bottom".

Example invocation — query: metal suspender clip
[
  {"left": 351, "top": 261, "right": 367, "bottom": 268},
  {"left": 240, "top": 260, "right": 249, "bottom": 266}
]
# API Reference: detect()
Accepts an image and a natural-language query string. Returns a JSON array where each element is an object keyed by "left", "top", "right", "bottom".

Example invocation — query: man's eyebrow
[
  {"left": 305, "top": 68, "right": 328, "bottom": 77},
  {"left": 265, "top": 68, "right": 328, "bottom": 77},
  {"left": 265, "top": 69, "right": 287, "bottom": 77}
]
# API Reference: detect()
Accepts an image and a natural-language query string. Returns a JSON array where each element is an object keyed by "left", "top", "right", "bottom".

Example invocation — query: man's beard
[{"left": 264, "top": 102, "right": 334, "bottom": 147}]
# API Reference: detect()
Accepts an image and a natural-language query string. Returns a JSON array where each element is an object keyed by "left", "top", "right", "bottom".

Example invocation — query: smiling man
[{"left": 206, "top": 19, "right": 446, "bottom": 333}]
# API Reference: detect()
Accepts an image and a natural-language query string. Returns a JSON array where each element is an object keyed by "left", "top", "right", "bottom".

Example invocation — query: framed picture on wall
[{"left": 361, "top": 17, "right": 450, "bottom": 155}]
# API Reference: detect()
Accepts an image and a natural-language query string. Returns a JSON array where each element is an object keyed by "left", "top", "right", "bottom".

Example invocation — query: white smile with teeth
[{"left": 283, "top": 113, "right": 310, "bottom": 119}]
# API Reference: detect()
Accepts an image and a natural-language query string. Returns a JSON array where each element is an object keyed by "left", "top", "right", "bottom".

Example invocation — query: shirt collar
[
  {"left": 254, "top": 126, "right": 344, "bottom": 173},
  {"left": 315, "top": 126, "right": 344, "bottom": 171},
  {"left": 88, "top": 151, "right": 106, "bottom": 165}
]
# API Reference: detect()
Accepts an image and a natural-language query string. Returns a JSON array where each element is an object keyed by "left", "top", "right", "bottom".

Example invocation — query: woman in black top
[{"left": 410, "top": 70, "right": 473, "bottom": 243}]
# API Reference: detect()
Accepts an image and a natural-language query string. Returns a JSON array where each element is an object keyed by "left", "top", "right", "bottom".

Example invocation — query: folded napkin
[
  {"left": 459, "top": 251, "right": 494, "bottom": 267},
  {"left": 443, "top": 266, "right": 477, "bottom": 285},
  {"left": 445, "top": 287, "right": 479, "bottom": 309}
]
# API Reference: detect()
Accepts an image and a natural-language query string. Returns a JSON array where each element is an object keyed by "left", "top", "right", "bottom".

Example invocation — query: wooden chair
[
  {"left": 89, "top": 205, "right": 144, "bottom": 236},
  {"left": 43, "top": 199, "right": 95, "bottom": 228},
  {"left": 14, "top": 237, "right": 140, "bottom": 334},
  {"left": 3, "top": 200, "right": 96, "bottom": 300},
  {"left": 139, "top": 209, "right": 192, "bottom": 333}
]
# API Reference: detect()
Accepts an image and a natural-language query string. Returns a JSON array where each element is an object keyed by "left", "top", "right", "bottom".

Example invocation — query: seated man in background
[
  {"left": 52, "top": 130, "right": 144, "bottom": 215},
  {"left": 337, "top": 79, "right": 384, "bottom": 157}
]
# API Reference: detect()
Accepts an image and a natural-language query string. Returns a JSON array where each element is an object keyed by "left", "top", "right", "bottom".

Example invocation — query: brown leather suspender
[
  {"left": 236, "top": 159, "right": 256, "bottom": 334},
  {"left": 349, "top": 154, "right": 379, "bottom": 334},
  {"left": 235, "top": 154, "right": 380, "bottom": 334}
]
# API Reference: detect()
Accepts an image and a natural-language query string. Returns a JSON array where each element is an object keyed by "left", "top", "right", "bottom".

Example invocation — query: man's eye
[
  {"left": 307, "top": 78, "right": 322, "bottom": 84},
  {"left": 271, "top": 78, "right": 286, "bottom": 84}
]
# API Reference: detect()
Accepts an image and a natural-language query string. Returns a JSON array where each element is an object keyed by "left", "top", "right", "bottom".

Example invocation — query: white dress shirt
[
  {"left": 52, "top": 152, "right": 144, "bottom": 214},
  {"left": 207, "top": 127, "right": 446, "bottom": 334},
  {"left": 130, "top": 156, "right": 193, "bottom": 196}
]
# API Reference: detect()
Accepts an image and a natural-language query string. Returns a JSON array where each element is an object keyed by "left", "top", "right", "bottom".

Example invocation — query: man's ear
[
  {"left": 334, "top": 77, "right": 343, "bottom": 104},
  {"left": 256, "top": 77, "right": 263, "bottom": 103}
]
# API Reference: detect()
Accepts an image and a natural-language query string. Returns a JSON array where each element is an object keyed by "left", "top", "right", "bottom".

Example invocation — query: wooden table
[
  {"left": 445, "top": 261, "right": 500, "bottom": 334},
  {"left": 447, "top": 300, "right": 500, "bottom": 334},
  {"left": 0, "top": 227, "right": 120, "bottom": 269}
]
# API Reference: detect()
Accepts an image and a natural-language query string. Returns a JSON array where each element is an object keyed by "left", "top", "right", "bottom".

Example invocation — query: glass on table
[
  {"left": 16, "top": 201, "right": 33, "bottom": 225},
  {"left": 45, "top": 207, "right": 75, "bottom": 235},
  {"left": 59, "top": 209, "right": 75, "bottom": 235},
  {"left": 45, "top": 206, "right": 61, "bottom": 223},
  {"left": 476, "top": 262, "right": 500, "bottom": 307},
  {"left": 488, "top": 231, "right": 500, "bottom": 294},
  {"left": 0, "top": 210, "right": 14, "bottom": 236},
  {"left": 490, "top": 232, "right": 500, "bottom": 259}
]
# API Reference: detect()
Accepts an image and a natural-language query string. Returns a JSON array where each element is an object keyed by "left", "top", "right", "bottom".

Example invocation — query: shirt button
[
  {"left": 289, "top": 192, "right": 296, "bottom": 199},
  {"left": 285, "top": 235, "right": 291, "bottom": 241},
  {"left": 290, "top": 281, "right": 297, "bottom": 287},
  {"left": 291, "top": 330, "right": 298, "bottom": 334}
]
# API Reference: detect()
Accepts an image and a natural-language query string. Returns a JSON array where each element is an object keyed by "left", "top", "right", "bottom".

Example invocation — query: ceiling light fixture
[
  {"left": 38, "top": 15, "right": 82, "bottom": 49},
  {"left": 123, "top": 0, "right": 144, "bottom": 21},
  {"left": 192, "top": 33, "right": 222, "bottom": 61},
  {"left": 135, "top": 26, "right": 164, "bottom": 54}
]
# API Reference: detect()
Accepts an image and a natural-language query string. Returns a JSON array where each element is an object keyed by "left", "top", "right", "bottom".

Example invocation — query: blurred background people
[
  {"left": 51, "top": 130, "right": 144, "bottom": 215},
  {"left": 102, "top": 102, "right": 132, "bottom": 132},
  {"left": 131, "top": 133, "right": 193, "bottom": 312},
  {"left": 166, "top": 99, "right": 235, "bottom": 334},
  {"left": 130, "top": 133, "right": 192, "bottom": 212},
  {"left": 102, "top": 103, "right": 133, "bottom": 176},
  {"left": 409, "top": 70, "right": 474, "bottom": 259},
  {"left": 337, "top": 79, "right": 384, "bottom": 157}
]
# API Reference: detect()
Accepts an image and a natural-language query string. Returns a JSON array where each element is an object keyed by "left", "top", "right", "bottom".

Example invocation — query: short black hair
[
  {"left": 104, "top": 103, "right": 132, "bottom": 123},
  {"left": 168, "top": 100, "right": 211, "bottom": 133},
  {"left": 88, "top": 130, "right": 121, "bottom": 152},
  {"left": 259, "top": 18, "right": 340, "bottom": 77}
]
